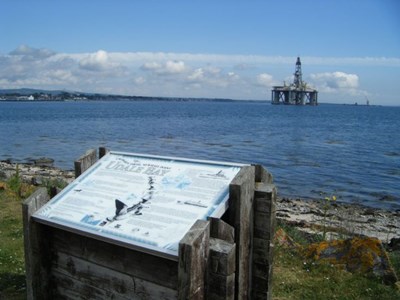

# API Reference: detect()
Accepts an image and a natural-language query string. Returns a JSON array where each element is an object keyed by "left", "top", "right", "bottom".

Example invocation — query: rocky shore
[
  {"left": 0, "top": 160, "right": 75, "bottom": 186},
  {"left": 1, "top": 160, "right": 399, "bottom": 243},
  {"left": 277, "top": 197, "right": 400, "bottom": 243}
]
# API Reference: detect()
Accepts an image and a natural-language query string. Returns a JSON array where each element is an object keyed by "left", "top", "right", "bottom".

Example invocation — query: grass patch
[
  {"left": 273, "top": 221, "right": 400, "bottom": 299},
  {"left": 42, "top": 177, "right": 68, "bottom": 197},
  {"left": 388, "top": 251, "right": 400, "bottom": 278},
  {"left": 0, "top": 186, "right": 27, "bottom": 299}
]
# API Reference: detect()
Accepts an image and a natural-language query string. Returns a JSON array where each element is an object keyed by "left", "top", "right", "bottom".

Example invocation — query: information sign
[{"left": 33, "top": 152, "right": 244, "bottom": 260}]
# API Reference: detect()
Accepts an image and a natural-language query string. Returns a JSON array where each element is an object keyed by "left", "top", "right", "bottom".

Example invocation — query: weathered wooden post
[
  {"left": 252, "top": 165, "right": 277, "bottom": 300},
  {"left": 74, "top": 148, "right": 97, "bottom": 178},
  {"left": 22, "top": 188, "right": 51, "bottom": 300},
  {"left": 178, "top": 220, "right": 210, "bottom": 300},
  {"left": 207, "top": 218, "right": 236, "bottom": 300},
  {"left": 99, "top": 146, "right": 109, "bottom": 159},
  {"left": 228, "top": 166, "right": 255, "bottom": 299}
]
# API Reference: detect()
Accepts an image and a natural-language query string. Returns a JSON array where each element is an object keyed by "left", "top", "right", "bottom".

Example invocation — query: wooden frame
[{"left": 23, "top": 148, "right": 276, "bottom": 299}]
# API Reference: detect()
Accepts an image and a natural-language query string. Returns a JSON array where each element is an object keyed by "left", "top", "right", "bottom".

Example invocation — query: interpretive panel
[{"left": 33, "top": 152, "right": 244, "bottom": 259}]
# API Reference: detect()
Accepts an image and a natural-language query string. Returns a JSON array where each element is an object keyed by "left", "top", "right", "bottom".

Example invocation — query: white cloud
[
  {"left": 141, "top": 60, "right": 186, "bottom": 75},
  {"left": 310, "top": 72, "right": 359, "bottom": 93},
  {"left": 228, "top": 72, "right": 239, "bottom": 80},
  {"left": 141, "top": 62, "right": 162, "bottom": 71},
  {"left": 187, "top": 66, "right": 220, "bottom": 83},
  {"left": 164, "top": 60, "right": 186, "bottom": 74},
  {"left": 115, "top": 53, "right": 400, "bottom": 67},
  {"left": 133, "top": 76, "right": 145, "bottom": 84},
  {"left": 79, "top": 50, "right": 122, "bottom": 72},
  {"left": 0, "top": 45, "right": 398, "bottom": 103},
  {"left": 187, "top": 68, "right": 204, "bottom": 81},
  {"left": 186, "top": 66, "right": 239, "bottom": 90},
  {"left": 256, "top": 73, "right": 275, "bottom": 87},
  {"left": 9, "top": 44, "right": 55, "bottom": 59}
]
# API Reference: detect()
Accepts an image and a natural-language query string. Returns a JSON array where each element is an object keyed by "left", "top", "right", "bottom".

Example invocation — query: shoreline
[
  {"left": 277, "top": 197, "right": 400, "bottom": 242},
  {"left": 1, "top": 160, "right": 399, "bottom": 242},
  {"left": 0, "top": 160, "right": 75, "bottom": 185}
]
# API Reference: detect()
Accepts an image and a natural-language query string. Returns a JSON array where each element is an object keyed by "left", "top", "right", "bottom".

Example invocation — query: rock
[
  {"left": 388, "top": 238, "right": 400, "bottom": 251},
  {"left": 305, "top": 237, "right": 398, "bottom": 285},
  {"left": 275, "top": 197, "right": 400, "bottom": 241},
  {"left": 0, "top": 170, "right": 7, "bottom": 180},
  {"left": 364, "top": 208, "right": 376, "bottom": 216},
  {"left": 33, "top": 157, "right": 54, "bottom": 167},
  {"left": 31, "top": 176, "right": 44, "bottom": 186},
  {"left": 276, "top": 212, "right": 291, "bottom": 219},
  {"left": 0, "top": 161, "right": 75, "bottom": 187},
  {"left": 379, "top": 195, "right": 396, "bottom": 202}
]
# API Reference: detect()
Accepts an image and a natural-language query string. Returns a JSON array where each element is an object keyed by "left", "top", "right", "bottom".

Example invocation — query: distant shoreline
[
  {"left": 0, "top": 98, "right": 261, "bottom": 103},
  {"left": 0, "top": 87, "right": 262, "bottom": 103}
]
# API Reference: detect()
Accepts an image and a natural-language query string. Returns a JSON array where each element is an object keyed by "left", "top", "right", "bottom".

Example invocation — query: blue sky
[{"left": 1, "top": 0, "right": 399, "bottom": 105}]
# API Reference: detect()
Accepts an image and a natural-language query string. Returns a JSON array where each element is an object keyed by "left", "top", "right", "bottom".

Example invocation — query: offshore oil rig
[{"left": 271, "top": 57, "right": 318, "bottom": 105}]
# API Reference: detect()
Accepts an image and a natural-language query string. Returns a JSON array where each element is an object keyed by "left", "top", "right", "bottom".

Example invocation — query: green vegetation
[
  {"left": 42, "top": 177, "right": 68, "bottom": 196},
  {"left": 0, "top": 182, "right": 27, "bottom": 300},
  {"left": 321, "top": 194, "right": 337, "bottom": 240},
  {"left": 6, "top": 165, "right": 22, "bottom": 199},
  {"left": 273, "top": 221, "right": 400, "bottom": 300}
]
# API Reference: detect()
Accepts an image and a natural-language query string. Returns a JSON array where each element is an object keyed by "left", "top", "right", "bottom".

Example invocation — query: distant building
[
  {"left": 16, "top": 95, "right": 35, "bottom": 101},
  {"left": 271, "top": 57, "right": 318, "bottom": 105}
]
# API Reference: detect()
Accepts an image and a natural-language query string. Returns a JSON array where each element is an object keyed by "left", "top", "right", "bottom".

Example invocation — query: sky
[{"left": 0, "top": 0, "right": 399, "bottom": 105}]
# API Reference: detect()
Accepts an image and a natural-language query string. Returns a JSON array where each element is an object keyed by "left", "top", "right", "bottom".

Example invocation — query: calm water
[{"left": 1, "top": 100, "right": 399, "bottom": 209}]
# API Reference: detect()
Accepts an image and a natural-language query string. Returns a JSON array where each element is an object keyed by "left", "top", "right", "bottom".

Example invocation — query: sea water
[{"left": 0, "top": 100, "right": 399, "bottom": 209}]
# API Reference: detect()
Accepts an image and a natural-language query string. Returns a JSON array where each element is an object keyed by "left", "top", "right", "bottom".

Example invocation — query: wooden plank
[
  {"left": 178, "top": 219, "right": 210, "bottom": 300},
  {"left": 253, "top": 164, "right": 273, "bottom": 184},
  {"left": 207, "top": 237, "right": 236, "bottom": 300},
  {"left": 253, "top": 183, "right": 277, "bottom": 240},
  {"left": 252, "top": 262, "right": 273, "bottom": 283},
  {"left": 254, "top": 183, "right": 277, "bottom": 203},
  {"left": 52, "top": 251, "right": 177, "bottom": 299},
  {"left": 51, "top": 227, "right": 178, "bottom": 289},
  {"left": 209, "top": 217, "right": 235, "bottom": 243},
  {"left": 252, "top": 169, "right": 276, "bottom": 299},
  {"left": 228, "top": 166, "right": 255, "bottom": 300},
  {"left": 252, "top": 238, "right": 273, "bottom": 265},
  {"left": 74, "top": 148, "right": 97, "bottom": 178},
  {"left": 53, "top": 270, "right": 130, "bottom": 300},
  {"left": 22, "top": 187, "right": 52, "bottom": 300},
  {"left": 254, "top": 197, "right": 276, "bottom": 215},
  {"left": 99, "top": 146, "right": 109, "bottom": 158},
  {"left": 254, "top": 211, "right": 276, "bottom": 236},
  {"left": 252, "top": 262, "right": 273, "bottom": 300},
  {"left": 208, "top": 238, "right": 235, "bottom": 276},
  {"left": 207, "top": 273, "right": 235, "bottom": 300}
]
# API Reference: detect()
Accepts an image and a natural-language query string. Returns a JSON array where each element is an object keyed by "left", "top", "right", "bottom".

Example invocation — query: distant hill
[
  {"left": 0, "top": 88, "right": 257, "bottom": 102},
  {"left": 0, "top": 88, "right": 75, "bottom": 95}
]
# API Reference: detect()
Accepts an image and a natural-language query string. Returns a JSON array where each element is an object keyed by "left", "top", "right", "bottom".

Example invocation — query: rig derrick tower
[{"left": 271, "top": 57, "right": 318, "bottom": 105}]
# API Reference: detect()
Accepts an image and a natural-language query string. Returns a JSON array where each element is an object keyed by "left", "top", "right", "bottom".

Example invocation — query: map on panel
[{"left": 33, "top": 152, "right": 244, "bottom": 259}]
